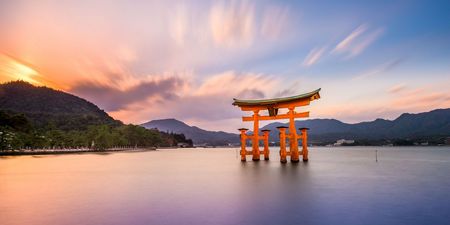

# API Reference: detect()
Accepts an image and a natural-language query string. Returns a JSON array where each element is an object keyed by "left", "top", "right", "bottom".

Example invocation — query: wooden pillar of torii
[{"left": 233, "top": 89, "right": 321, "bottom": 163}]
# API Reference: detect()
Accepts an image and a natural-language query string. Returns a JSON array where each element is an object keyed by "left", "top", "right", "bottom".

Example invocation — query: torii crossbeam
[{"left": 232, "top": 88, "right": 321, "bottom": 163}]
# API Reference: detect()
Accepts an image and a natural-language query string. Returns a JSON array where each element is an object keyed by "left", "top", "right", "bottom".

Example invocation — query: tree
[{"left": 88, "top": 125, "right": 114, "bottom": 150}]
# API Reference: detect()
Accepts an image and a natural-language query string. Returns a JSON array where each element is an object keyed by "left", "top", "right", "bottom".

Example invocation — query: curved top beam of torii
[
  {"left": 232, "top": 88, "right": 321, "bottom": 107},
  {"left": 232, "top": 88, "right": 321, "bottom": 117}
]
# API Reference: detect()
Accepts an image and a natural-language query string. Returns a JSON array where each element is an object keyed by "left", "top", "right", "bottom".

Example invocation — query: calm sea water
[{"left": 1, "top": 147, "right": 450, "bottom": 225}]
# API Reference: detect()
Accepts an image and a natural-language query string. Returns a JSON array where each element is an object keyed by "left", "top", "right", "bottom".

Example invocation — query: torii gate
[{"left": 232, "top": 89, "right": 321, "bottom": 163}]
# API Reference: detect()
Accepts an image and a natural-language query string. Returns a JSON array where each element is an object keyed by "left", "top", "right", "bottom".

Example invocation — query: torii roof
[{"left": 232, "top": 88, "right": 321, "bottom": 107}]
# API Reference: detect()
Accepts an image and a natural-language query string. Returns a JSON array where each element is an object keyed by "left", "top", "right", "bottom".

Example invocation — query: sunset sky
[{"left": 1, "top": 0, "right": 449, "bottom": 132}]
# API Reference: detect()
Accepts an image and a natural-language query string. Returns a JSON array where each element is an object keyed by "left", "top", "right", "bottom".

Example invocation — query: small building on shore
[
  {"left": 333, "top": 139, "right": 355, "bottom": 146},
  {"left": 177, "top": 142, "right": 192, "bottom": 148}
]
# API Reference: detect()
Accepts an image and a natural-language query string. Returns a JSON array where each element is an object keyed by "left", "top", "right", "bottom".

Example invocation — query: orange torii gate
[{"left": 232, "top": 89, "right": 321, "bottom": 163}]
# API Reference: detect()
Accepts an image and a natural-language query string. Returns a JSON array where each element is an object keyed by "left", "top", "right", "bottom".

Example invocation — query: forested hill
[
  {"left": 0, "top": 81, "right": 121, "bottom": 130},
  {"left": 0, "top": 81, "right": 193, "bottom": 150}
]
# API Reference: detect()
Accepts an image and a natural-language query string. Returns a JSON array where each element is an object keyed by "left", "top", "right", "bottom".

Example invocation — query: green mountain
[{"left": 0, "top": 80, "right": 121, "bottom": 130}]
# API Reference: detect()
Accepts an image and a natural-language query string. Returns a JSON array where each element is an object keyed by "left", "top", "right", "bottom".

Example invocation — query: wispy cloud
[
  {"left": 195, "top": 71, "right": 277, "bottom": 97},
  {"left": 334, "top": 24, "right": 367, "bottom": 52},
  {"left": 333, "top": 24, "right": 384, "bottom": 58},
  {"left": 390, "top": 89, "right": 450, "bottom": 111},
  {"left": 210, "top": 1, "right": 256, "bottom": 48},
  {"left": 354, "top": 58, "right": 403, "bottom": 79},
  {"left": 209, "top": 1, "right": 292, "bottom": 48},
  {"left": 350, "top": 28, "right": 384, "bottom": 57},
  {"left": 302, "top": 47, "right": 327, "bottom": 67},
  {"left": 302, "top": 23, "right": 383, "bottom": 68},
  {"left": 260, "top": 5, "right": 290, "bottom": 40},
  {"left": 388, "top": 83, "right": 407, "bottom": 94},
  {"left": 273, "top": 81, "right": 300, "bottom": 97}
]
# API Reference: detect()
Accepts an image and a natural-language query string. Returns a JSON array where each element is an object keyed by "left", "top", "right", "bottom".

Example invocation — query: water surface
[{"left": 1, "top": 147, "right": 450, "bottom": 225}]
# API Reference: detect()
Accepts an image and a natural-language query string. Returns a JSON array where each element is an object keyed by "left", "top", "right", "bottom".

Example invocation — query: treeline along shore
[
  {"left": 0, "top": 110, "right": 193, "bottom": 152},
  {"left": 0, "top": 146, "right": 157, "bottom": 156}
]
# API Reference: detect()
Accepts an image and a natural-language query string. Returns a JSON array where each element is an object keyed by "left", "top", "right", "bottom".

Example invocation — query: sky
[{"left": 0, "top": 0, "right": 449, "bottom": 132}]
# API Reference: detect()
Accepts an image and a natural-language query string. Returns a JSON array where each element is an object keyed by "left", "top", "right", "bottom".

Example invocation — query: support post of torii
[
  {"left": 277, "top": 126, "right": 288, "bottom": 163},
  {"left": 238, "top": 128, "right": 249, "bottom": 162},
  {"left": 252, "top": 110, "right": 260, "bottom": 161},
  {"left": 288, "top": 107, "right": 300, "bottom": 162},
  {"left": 262, "top": 129, "right": 270, "bottom": 160},
  {"left": 299, "top": 128, "right": 309, "bottom": 162}
]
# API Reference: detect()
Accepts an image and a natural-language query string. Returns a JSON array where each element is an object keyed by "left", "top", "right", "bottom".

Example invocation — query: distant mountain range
[
  {"left": 141, "top": 119, "right": 238, "bottom": 146},
  {"left": 261, "top": 108, "right": 450, "bottom": 144},
  {"left": 143, "top": 109, "right": 450, "bottom": 146}
]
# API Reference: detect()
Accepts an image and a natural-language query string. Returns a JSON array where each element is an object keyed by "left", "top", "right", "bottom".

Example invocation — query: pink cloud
[{"left": 390, "top": 91, "right": 449, "bottom": 110}]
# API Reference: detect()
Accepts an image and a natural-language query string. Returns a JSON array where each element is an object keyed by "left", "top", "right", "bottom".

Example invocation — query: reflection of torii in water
[{"left": 232, "top": 89, "right": 321, "bottom": 163}]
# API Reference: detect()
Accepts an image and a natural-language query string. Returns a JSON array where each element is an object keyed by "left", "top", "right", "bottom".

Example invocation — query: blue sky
[{"left": 0, "top": 0, "right": 449, "bottom": 131}]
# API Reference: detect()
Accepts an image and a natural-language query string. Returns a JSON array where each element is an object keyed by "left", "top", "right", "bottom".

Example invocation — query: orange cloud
[
  {"left": 0, "top": 53, "right": 59, "bottom": 88},
  {"left": 0, "top": 54, "right": 39, "bottom": 84}
]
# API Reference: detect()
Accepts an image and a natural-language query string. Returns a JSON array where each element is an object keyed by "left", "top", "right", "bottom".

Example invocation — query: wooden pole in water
[
  {"left": 277, "top": 126, "right": 288, "bottom": 163},
  {"left": 288, "top": 107, "right": 300, "bottom": 163},
  {"left": 238, "top": 128, "right": 249, "bottom": 162},
  {"left": 252, "top": 110, "right": 260, "bottom": 161},
  {"left": 376, "top": 149, "right": 378, "bottom": 162},
  {"left": 262, "top": 129, "right": 270, "bottom": 160},
  {"left": 299, "top": 128, "right": 309, "bottom": 162}
]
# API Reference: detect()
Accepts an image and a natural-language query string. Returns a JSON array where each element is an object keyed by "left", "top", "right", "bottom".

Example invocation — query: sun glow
[{"left": 0, "top": 54, "right": 42, "bottom": 85}]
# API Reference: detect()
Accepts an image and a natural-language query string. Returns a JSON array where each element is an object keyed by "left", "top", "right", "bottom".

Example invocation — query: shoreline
[{"left": 0, "top": 147, "right": 158, "bottom": 156}]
